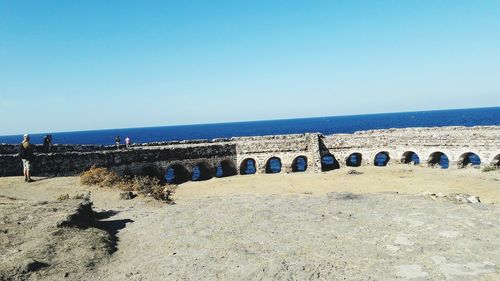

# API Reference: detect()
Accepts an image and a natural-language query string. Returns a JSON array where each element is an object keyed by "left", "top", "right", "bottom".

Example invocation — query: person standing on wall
[
  {"left": 48, "top": 134, "right": 53, "bottom": 151},
  {"left": 43, "top": 134, "right": 50, "bottom": 152},
  {"left": 115, "top": 136, "right": 121, "bottom": 149},
  {"left": 125, "top": 136, "right": 131, "bottom": 149},
  {"left": 19, "top": 134, "right": 35, "bottom": 182}
]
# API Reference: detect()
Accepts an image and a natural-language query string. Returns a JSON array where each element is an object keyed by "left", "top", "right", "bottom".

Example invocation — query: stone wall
[
  {"left": 320, "top": 126, "right": 500, "bottom": 168},
  {"left": 0, "top": 144, "right": 112, "bottom": 155},
  {"left": 1, "top": 126, "right": 499, "bottom": 179},
  {"left": 0, "top": 143, "right": 236, "bottom": 177},
  {"left": 232, "top": 133, "right": 318, "bottom": 173}
]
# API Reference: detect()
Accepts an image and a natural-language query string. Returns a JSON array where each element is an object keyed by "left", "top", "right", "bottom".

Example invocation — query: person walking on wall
[
  {"left": 48, "top": 134, "right": 53, "bottom": 151},
  {"left": 43, "top": 134, "right": 50, "bottom": 152},
  {"left": 125, "top": 136, "right": 131, "bottom": 149},
  {"left": 19, "top": 134, "right": 35, "bottom": 182},
  {"left": 115, "top": 136, "right": 121, "bottom": 149}
]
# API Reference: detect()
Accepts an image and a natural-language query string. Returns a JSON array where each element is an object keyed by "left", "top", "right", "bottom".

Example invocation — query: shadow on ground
[{"left": 93, "top": 210, "right": 134, "bottom": 254}]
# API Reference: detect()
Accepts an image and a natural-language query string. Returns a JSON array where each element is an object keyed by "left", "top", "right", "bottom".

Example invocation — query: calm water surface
[{"left": 1, "top": 107, "right": 499, "bottom": 145}]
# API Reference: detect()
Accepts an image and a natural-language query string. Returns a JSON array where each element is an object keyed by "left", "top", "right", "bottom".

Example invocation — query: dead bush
[
  {"left": 150, "top": 185, "right": 176, "bottom": 203},
  {"left": 129, "top": 176, "right": 175, "bottom": 202},
  {"left": 57, "top": 194, "right": 70, "bottom": 201},
  {"left": 80, "top": 166, "right": 175, "bottom": 203},
  {"left": 80, "top": 166, "right": 121, "bottom": 187},
  {"left": 130, "top": 176, "right": 161, "bottom": 194},
  {"left": 72, "top": 193, "right": 85, "bottom": 199}
]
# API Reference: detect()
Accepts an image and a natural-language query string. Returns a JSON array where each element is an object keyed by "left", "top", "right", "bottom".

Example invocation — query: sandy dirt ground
[
  {"left": 173, "top": 166, "right": 500, "bottom": 204},
  {"left": 0, "top": 165, "right": 499, "bottom": 280},
  {"left": 0, "top": 196, "right": 113, "bottom": 281}
]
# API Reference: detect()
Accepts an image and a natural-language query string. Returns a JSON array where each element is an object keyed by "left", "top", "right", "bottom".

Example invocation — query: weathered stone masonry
[{"left": 1, "top": 126, "right": 499, "bottom": 180}]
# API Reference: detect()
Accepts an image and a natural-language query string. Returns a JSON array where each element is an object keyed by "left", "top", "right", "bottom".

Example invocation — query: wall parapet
[{"left": 0, "top": 126, "right": 498, "bottom": 178}]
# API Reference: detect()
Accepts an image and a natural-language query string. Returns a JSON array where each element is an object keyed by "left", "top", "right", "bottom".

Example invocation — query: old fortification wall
[
  {"left": 1, "top": 126, "right": 499, "bottom": 180},
  {"left": 321, "top": 126, "right": 500, "bottom": 167},
  {"left": 232, "top": 133, "right": 321, "bottom": 174},
  {"left": 0, "top": 144, "right": 112, "bottom": 155}
]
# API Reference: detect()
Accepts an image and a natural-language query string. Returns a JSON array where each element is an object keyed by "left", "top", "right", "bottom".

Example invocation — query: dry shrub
[
  {"left": 80, "top": 166, "right": 175, "bottom": 202},
  {"left": 57, "top": 194, "right": 70, "bottom": 201},
  {"left": 72, "top": 193, "right": 85, "bottom": 199},
  {"left": 150, "top": 185, "right": 176, "bottom": 203},
  {"left": 80, "top": 166, "right": 121, "bottom": 187},
  {"left": 57, "top": 193, "right": 86, "bottom": 201},
  {"left": 130, "top": 176, "right": 175, "bottom": 202},
  {"left": 130, "top": 176, "right": 161, "bottom": 194},
  {"left": 482, "top": 165, "right": 498, "bottom": 172}
]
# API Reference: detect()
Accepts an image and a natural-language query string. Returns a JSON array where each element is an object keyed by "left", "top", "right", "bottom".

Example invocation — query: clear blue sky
[{"left": 1, "top": 0, "right": 499, "bottom": 135}]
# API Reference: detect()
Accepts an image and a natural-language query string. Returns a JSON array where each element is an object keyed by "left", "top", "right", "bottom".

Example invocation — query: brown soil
[
  {"left": 0, "top": 165, "right": 499, "bottom": 280},
  {"left": 0, "top": 196, "right": 112, "bottom": 281}
]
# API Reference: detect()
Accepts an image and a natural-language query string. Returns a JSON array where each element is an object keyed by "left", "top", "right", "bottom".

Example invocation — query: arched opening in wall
[
  {"left": 321, "top": 154, "right": 340, "bottom": 171},
  {"left": 165, "top": 164, "right": 190, "bottom": 184},
  {"left": 458, "top": 152, "right": 481, "bottom": 168},
  {"left": 266, "top": 157, "right": 282, "bottom": 174},
  {"left": 401, "top": 151, "right": 420, "bottom": 165},
  {"left": 493, "top": 154, "right": 500, "bottom": 168},
  {"left": 292, "top": 156, "right": 308, "bottom": 172},
  {"left": 428, "top": 152, "right": 449, "bottom": 169},
  {"left": 346, "top": 153, "right": 362, "bottom": 167},
  {"left": 192, "top": 162, "right": 214, "bottom": 181},
  {"left": 141, "top": 166, "right": 161, "bottom": 179},
  {"left": 216, "top": 160, "right": 237, "bottom": 177},
  {"left": 240, "top": 158, "right": 257, "bottom": 175},
  {"left": 374, "top": 152, "right": 390, "bottom": 167}
]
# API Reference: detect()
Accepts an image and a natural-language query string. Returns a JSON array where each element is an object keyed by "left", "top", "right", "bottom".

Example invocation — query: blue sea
[{"left": 1, "top": 107, "right": 499, "bottom": 145}]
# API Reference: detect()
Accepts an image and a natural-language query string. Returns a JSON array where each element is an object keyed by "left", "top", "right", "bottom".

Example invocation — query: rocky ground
[
  {"left": 0, "top": 166, "right": 499, "bottom": 280},
  {"left": 0, "top": 195, "right": 113, "bottom": 281}
]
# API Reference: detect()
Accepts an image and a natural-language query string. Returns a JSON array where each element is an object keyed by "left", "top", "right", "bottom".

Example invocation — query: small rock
[
  {"left": 119, "top": 192, "right": 134, "bottom": 200},
  {"left": 30, "top": 201, "right": 49, "bottom": 206},
  {"left": 467, "top": 196, "right": 480, "bottom": 204},
  {"left": 394, "top": 264, "right": 428, "bottom": 279},
  {"left": 327, "top": 192, "right": 361, "bottom": 200},
  {"left": 83, "top": 191, "right": 91, "bottom": 201},
  {"left": 18, "top": 259, "right": 49, "bottom": 274},
  {"left": 394, "top": 236, "right": 414, "bottom": 246},
  {"left": 386, "top": 245, "right": 400, "bottom": 253},
  {"left": 347, "top": 170, "right": 363, "bottom": 175},
  {"left": 419, "top": 191, "right": 433, "bottom": 196},
  {"left": 449, "top": 193, "right": 470, "bottom": 204}
]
